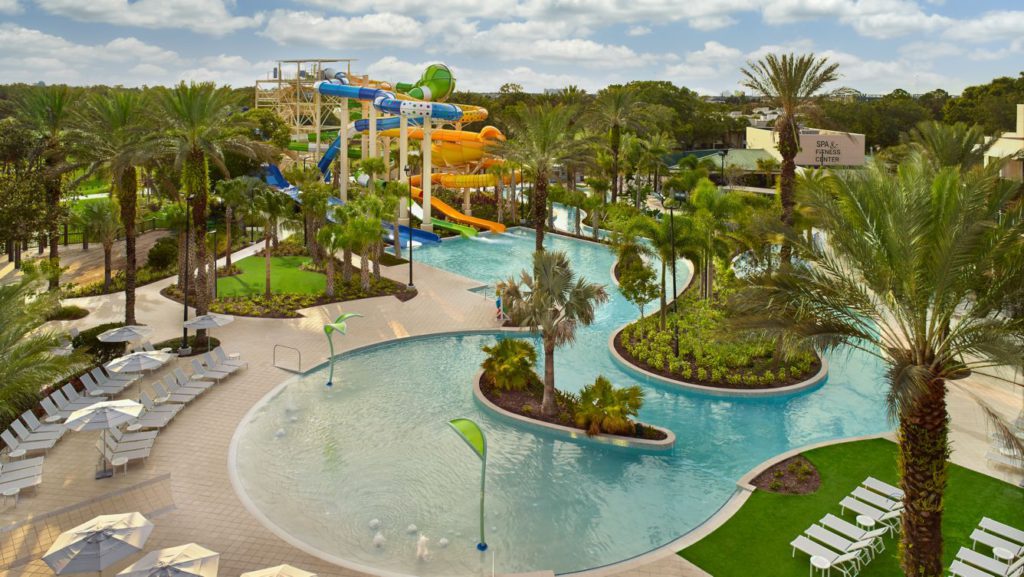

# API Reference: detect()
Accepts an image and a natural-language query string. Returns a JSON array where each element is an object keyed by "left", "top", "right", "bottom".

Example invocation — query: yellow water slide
[
  {"left": 409, "top": 183, "right": 506, "bottom": 234},
  {"left": 379, "top": 125, "right": 506, "bottom": 167}
]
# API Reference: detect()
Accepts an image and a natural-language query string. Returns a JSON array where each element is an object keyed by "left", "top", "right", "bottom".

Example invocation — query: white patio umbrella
[
  {"left": 105, "top": 351, "right": 173, "bottom": 374},
  {"left": 64, "top": 400, "right": 144, "bottom": 479},
  {"left": 117, "top": 544, "right": 219, "bottom": 577},
  {"left": 97, "top": 326, "right": 153, "bottom": 344},
  {"left": 183, "top": 314, "right": 234, "bottom": 352},
  {"left": 240, "top": 566, "right": 316, "bottom": 577},
  {"left": 42, "top": 512, "right": 154, "bottom": 575}
]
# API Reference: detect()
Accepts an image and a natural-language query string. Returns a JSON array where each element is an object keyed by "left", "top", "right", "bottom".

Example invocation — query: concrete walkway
[{"left": 1, "top": 238, "right": 1019, "bottom": 577}]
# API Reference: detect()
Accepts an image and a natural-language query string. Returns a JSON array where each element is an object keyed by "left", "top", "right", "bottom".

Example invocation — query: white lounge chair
[
  {"left": 11, "top": 419, "right": 61, "bottom": 443},
  {"left": 128, "top": 407, "right": 174, "bottom": 430},
  {"left": 840, "top": 497, "right": 901, "bottom": 535},
  {"left": 20, "top": 411, "right": 63, "bottom": 436},
  {"left": 821, "top": 514, "right": 888, "bottom": 556},
  {"left": 851, "top": 486, "right": 902, "bottom": 512},
  {"left": 80, "top": 372, "right": 125, "bottom": 396},
  {"left": 213, "top": 346, "right": 247, "bottom": 369},
  {"left": 151, "top": 381, "right": 199, "bottom": 405},
  {"left": 955, "top": 547, "right": 1023, "bottom": 577},
  {"left": 805, "top": 524, "right": 875, "bottom": 565},
  {"left": 110, "top": 427, "right": 157, "bottom": 444},
  {"left": 0, "top": 456, "right": 44, "bottom": 498},
  {"left": 862, "top": 476, "right": 904, "bottom": 500},
  {"left": 140, "top": 393, "right": 183, "bottom": 417},
  {"left": 2, "top": 429, "right": 55, "bottom": 456},
  {"left": 53, "top": 388, "right": 101, "bottom": 413},
  {"left": 980, "top": 518, "right": 1024, "bottom": 545},
  {"left": 97, "top": 433, "right": 152, "bottom": 470},
  {"left": 61, "top": 384, "right": 106, "bottom": 408},
  {"left": 201, "top": 352, "right": 240, "bottom": 375},
  {"left": 790, "top": 535, "right": 861, "bottom": 577},
  {"left": 40, "top": 397, "right": 70, "bottom": 422},
  {"left": 950, "top": 560, "right": 998, "bottom": 577},
  {"left": 142, "top": 342, "right": 173, "bottom": 353},
  {"left": 971, "top": 529, "right": 1024, "bottom": 558},
  {"left": 172, "top": 368, "right": 214, "bottom": 390},
  {"left": 92, "top": 366, "right": 137, "bottom": 385},
  {"left": 162, "top": 375, "right": 208, "bottom": 397},
  {"left": 191, "top": 359, "right": 228, "bottom": 382}
]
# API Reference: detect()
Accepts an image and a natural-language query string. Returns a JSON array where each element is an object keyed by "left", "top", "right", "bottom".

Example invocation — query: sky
[{"left": 0, "top": 0, "right": 1021, "bottom": 95}]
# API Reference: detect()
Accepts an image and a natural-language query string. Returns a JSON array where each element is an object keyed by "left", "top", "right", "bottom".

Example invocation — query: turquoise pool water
[{"left": 232, "top": 228, "right": 890, "bottom": 576}]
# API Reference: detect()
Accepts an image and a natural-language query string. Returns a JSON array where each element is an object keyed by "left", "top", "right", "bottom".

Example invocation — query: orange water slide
[
  {"left": 408, "top": 180, "right": 506, "bottom": 233},
  {"left": 380, "top": 126, "right": 506, "bottom": 167}
]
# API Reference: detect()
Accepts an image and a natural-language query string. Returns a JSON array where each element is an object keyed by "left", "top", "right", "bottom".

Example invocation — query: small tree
[
  {"left": 252, "top": 187, "right": 293, "bottom": 298},
  {"left": 618, "top": 261, "right": 659, "bottom": 318},
  {"left": 357, "top": 158, "right": 387, "bottom": 193},
  {"left": 316, "top": 223, "right": 345, "bottom": 298},
  {"left": 214, "top": 176, "right": 263, "bottom": 270},
  {"left": 575, "top": 375, "right": 644, "bottom": 436},
  {"left": 480, "top": 338, "right": 538, "bottom": 391},
  {"left": 77, "top": 199, "right": 122, "bottom": 292}
]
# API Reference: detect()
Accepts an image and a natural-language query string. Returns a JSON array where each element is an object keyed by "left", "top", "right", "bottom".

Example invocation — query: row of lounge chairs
[
  {"left": 791, "top": 476, "right": 904, "bottom": 576},
  {"left": 950, "top": 517, "right": 1024, "bottom": 577}
]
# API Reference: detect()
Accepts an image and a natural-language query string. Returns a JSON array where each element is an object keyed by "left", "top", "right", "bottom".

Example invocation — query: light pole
[
  {"left": 180, "top": 195, "right": 195, "bottom": 354},
  {"left": 404, "top": 164, "right": 414, "bottom": 288},
  {"left": 718, "top": 149, "right": 727, "bottom": 185},
  {"left": 661, "top": 190, "right": 680, "bottom": 357},
  {"left": 212, "top": 228, "right": 218, "bottom": 300}
]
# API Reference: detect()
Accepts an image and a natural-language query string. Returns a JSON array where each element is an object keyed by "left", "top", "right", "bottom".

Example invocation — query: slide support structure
[
  {"left": 399, "top": 115, "right": 410, "bottom": 222},
  {"left": 421, "top": 123, "right": 433, "bottom": 232}
]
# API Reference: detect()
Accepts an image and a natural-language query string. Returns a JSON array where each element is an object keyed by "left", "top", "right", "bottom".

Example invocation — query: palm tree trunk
[
  {"left": 899, "top": 380, "right": 949, "bottom": 577},
  {"left": 778, "top": 114, "right": 798, "bottom": 264},
  {"left": 592, "top": 210, "right": 600, "bottom": 240},
  {"left": 103, "top": 244, "right": 112, "bottom": 292},
  {"left": 264, "top": 234, "right": 272, "bottom": 298},
  {"left": 372, "top": 241, "right": 381, "bottom": 280},
  {"left": 541, "top": 337, "right": 557, "bottom": 417},
  {"left": 360, "top": 249, "right": 370, "bottom": 291},
  {"left": 659, "top": 259, "right": 666, "bottom": 330},
  {"left": 611, "top": 128, "right": 620, "bottom": 203},
  {"left": 393, "top": 206, "right": 402, "bottom": 259},
  {"left": 45, "top": 170, "right": 61, "bottom": 291},
  {"left": 224, "top": 205, "right": 233, "bottom": 270},
  {"left": 184, "top": 149, "right": 209, "bottom": 320},
  {"left": 325, "top": 257, "right": 335, "bottom": 298},
  {"left": 342, "top": 248, "right": 353, "bottom": 283},
  {"left": 533, "top": 179, "right": 547, "bottom": 251},
  {"left": 118, "top": 169, "right": 138, "bottom": 324}
]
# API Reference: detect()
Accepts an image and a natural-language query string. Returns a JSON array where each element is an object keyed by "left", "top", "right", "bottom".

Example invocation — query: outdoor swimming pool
[{"left": 231, "top": 228, "right": 890, "bottom": 576}]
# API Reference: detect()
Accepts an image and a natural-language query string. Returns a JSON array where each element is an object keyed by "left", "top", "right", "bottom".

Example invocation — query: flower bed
[{"left": 616, "top": 292, "right": 821, "bottom": 390}]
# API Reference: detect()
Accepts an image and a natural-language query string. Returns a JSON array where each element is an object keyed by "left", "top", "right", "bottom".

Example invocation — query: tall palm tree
[
  {"left": 499, "top": 104, "right": 587, "bottom": 251},
  {"left": 486, "top": 162, "right": 509, "bottom": 223},
  {"left": 19, "top": 85, "right": 81, "bottom": 290},
  {"left": 632, "top": 214, "right": 688, "bottom": 329},
  {"left": 77, "top": 199, "right": 121, "bottom": 292},
  {"left": 349, "top": 212, "right": 382, "bottom": 292},
  {"left": 383, "top": 180, "right": 408, "bottom": 259},
  {"left": 686, "top": 178, "right": 744, "bottom": 300},
  {"left": 252, "top": 187, "right": 293, "bottom": 298},
  {"left": 75, "top": 91, "right": 150, "bottom": 323},
  {"left": 316, "top": 223, "right": 346, "bottom": 298},
  {"left": 732, "top": 156, "right": 1024, "bottom": 577},
  {"left": 590, "top": 85, "right": 639, "bottom": 204},
  {"left": 154, "top": 82, "right": 274, "bottom": 316},
  {"left": 740, "top": 53, "right": 839, "bottom": 241},
  {"left": 499, "top": 250, "right": 609, "bottom": 416},
  {"left": 641, "top": 132, "right": 672, "bottom": 197},
  {"left": 213, "top": 176, "right": 263, "bottom": 271},
  {"left": 0, "top": 277, "right": 86, "bottom": 421}
]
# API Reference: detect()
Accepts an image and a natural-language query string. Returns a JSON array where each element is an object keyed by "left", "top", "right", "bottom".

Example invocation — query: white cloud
[
  {"left": 898, "top": 41, "right": 962, "bottom": 61},
  {"left": 762, "top": 0, "right": 952, "bottom": 39},
  {"left": 34, "top": 0, "right": 263, "bottom": 35},
  {"left": 179, "top": 55, "right": 276, "bottom": 88},
  {"left": 0, "top": 0, "right": 20, "bottom": 14},
  {"left": 945, "top": 10, "right": 1024, "bottom": 42},
  {"left": 259, "top": 10, "right": 425, "bottom": 48},
  {"left": 627, "top": 25, "right": 650, "bottom": 36}
]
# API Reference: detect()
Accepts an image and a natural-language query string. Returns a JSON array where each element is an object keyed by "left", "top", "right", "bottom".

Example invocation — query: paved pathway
[{"left": 1, "top": 238, "right": 1019, "bottom": 577}]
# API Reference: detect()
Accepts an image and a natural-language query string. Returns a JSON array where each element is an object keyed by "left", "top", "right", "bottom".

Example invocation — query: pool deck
[{"left": 1, "top": 239, "right": 1020, "bottom": 577}]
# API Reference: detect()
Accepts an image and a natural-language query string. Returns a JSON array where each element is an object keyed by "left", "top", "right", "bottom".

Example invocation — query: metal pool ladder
[{"left": 273, "top": 344, "right": 302, "bottom": 373}]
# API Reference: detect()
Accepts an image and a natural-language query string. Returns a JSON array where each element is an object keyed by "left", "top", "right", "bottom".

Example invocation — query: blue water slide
[
  {"left": 316, "top": 116, "right": 422, "bottom": 179},
  {"left": 314, "top": 81, "right": 463, "bottom": 122}
]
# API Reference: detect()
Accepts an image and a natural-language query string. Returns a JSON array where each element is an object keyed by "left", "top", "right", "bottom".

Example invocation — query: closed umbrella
[
  {"left": 117, "top": 544, "right": 219, "bottom": 577},
  {"left": 43, "top": 512, "right": 154, "bottom": 575},
  {"left": 183, "top": 314, "right": 234, "bottom": 352},
  {"left": 240, "top": 565, "right": 316, "bottom": 577},
  {"left": 65, "top": 400, "right": 144, "bottom": 479},
  {"left": 97, "top": 326, "right": 153, "bottom": 344}
]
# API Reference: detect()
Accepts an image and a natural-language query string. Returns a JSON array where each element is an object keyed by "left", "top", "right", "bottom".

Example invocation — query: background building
[{"left": 985, "top": 104, "right": 1024, "bottom": 182}]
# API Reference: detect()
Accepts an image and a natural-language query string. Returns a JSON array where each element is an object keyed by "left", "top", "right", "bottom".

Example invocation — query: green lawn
[
  {"left": 681, "top": 438, "right": 1024, "bottom": 577},
  {"left": 216, "top": 255, "right": 325, "bottom": 297}
]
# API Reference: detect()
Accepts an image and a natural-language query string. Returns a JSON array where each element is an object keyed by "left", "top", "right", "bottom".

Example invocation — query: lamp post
[
  {"left": 718, "top": 149, "right": 728, "bottom": 186},
  {"left": 661, "top": 190, "right": 680, "bottom": 357},
  {"left": 404, "top": 164, "right": 414, "bottom": 288},
  {"left": 180, "top": 195, "right": 195, "bottom": 354},
  {"left": 212, "top": 228, "right": 218, "bottom": 300}
]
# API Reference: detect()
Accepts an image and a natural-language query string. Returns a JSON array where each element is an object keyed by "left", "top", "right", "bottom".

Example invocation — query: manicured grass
[
  {"left": 216, "top": 255, "right": 325, "bottom": 297},
  {"left": 680, "top": 438, "right": 1024, "bottom": 577}
]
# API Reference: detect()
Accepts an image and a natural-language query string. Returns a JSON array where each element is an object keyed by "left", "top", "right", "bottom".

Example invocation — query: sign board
[{"left": 795, "top": 132, "right": 865, "bottom": 166}]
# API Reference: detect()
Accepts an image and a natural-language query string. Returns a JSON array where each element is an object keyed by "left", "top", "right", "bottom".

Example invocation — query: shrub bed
[
  {"left": 65, "top": 265, "right": 176, "bottom": 298},
  {"left": 152, "top": 335, "right": 221, "bottom": 357},
  {"left": 45, "top": 304, "right": 89, "bottom": 321},
  {"left": 751, "top": 455, "right": 821, "bottom": 494},
  {"left": 616, "top": 292, "right": 820, "bottom": 389}
]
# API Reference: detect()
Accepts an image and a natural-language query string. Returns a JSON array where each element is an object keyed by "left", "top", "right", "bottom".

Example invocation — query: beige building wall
[
  {"left": 985, "top": 104, "right": 1024, "bottom": 182},
  {"left": 745, "top": 126, "right": 866, "bottom": 167}
]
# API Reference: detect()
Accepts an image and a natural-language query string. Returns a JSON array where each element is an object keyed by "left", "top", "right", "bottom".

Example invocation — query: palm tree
[
  {"left": 632, "top": 214, "right": 687, "bottom": 329},
  {"left": 904, "top": 120, "right": 994, "bottom": 170},
  {"left": 349, "top": 212, "right": 382, "bottom": 292},
  {"left": 582, "top": 193, "right": 606, "bottom": 240},
  {"left": 75, "top": 91, "right": 151, "bottom": 323},
  {"left": 499, "top": 104, "right": 587, "bottom": 251},
  {"left": 383, "top": 180, "right": 408, "bottom": 259},
  {"left": 575, "top": 376, "right": 644, "bottom": 436},
  {"left": 590, "top": 85, "right": 639, "bottom": 203},
  {"left": 77, "top": 199, "right": 121, "bottom": 292},
  {"left": 686, "top": 178, "right": 743, "bottom": 300},
  {"left": 499, "top": 250, "right": 609, "bottom": 416},
  {"left": 641, "top": 132, "right": 672, "bottom": 197},
  {"left": 316, "top": 223, "right": 346, "bottom": 298},
  {"left": 213, "top": 176, "right": 263, "bottom": 271},
  {"left": 732, "top": 156, "right": 1024, "bottom": 577},
  {"left": 19, "top": 85, "right": 81, "bottom": 290},
  {"left": 486, "top": 163, "right": 509, "bottom": 223},
  {"left": 357, "top": 157, "right": 387, "bottom": 193},
  {"left": 252, "top": 187, "right": 293, "bottom": 298},
  {"left": 740, "top": 53, "right": 839, "bottom": 242},
  {"left": 480, "top": 338, "right": 538, "bottom": 391},
  {"left": 0, "top": 277, "right": 86, "bottom": 421},
  {"left": 154, "top": 82, "right": 275, "bottom": 315},
  {"left": 755, "top": 156, "right": 780, "bottom": 187}
]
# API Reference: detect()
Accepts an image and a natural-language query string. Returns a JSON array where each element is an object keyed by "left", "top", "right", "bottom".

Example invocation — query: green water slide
[{"left": 409, "top": 199, "right": 476, "bottom": 237}]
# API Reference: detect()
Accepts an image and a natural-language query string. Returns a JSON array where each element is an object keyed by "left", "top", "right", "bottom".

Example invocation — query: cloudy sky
[{"left": 0, "top": 0, "right": 1021, "bottom": 95}]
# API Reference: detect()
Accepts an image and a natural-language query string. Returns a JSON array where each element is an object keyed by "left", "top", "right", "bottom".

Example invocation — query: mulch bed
[
  {"left": 612, "top": 330, "right": 821, "bottom": 391},
  {"left": 751, "top": 455, "right": 821, "bottom": 494},
  {"left": 479, "top": 375, "right": 667, "bottom": 441}
]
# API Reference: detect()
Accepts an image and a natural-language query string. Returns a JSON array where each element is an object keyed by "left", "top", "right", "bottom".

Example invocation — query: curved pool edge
[
  {"left": 608, "top": 324, "right": 831, "bottom": 398},
  {"left": 564, "top": 432, "right": 897, "bottom": 577},
  {"left": 471, "top": 370, "right": 676, "bottom": 451}
]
